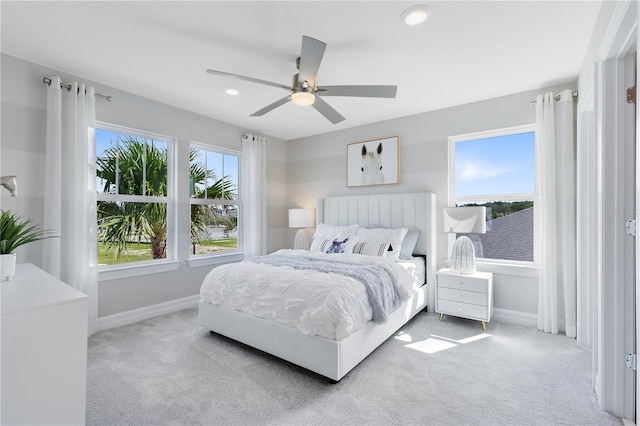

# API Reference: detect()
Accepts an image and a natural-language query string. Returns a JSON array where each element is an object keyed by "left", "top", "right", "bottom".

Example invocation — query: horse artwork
[
  {"left": 361, "top": 143, "right": 384, "bottom": 185},
  {"left": 346, "top": 136, "right": 399, "bottom": 187}
]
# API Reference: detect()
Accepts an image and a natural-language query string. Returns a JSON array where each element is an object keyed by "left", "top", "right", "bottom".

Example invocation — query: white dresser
[
  {"left": 435, "top": 268, "right": 493, "bottom": 331},
  {"left": 1, "top": 263, "right": 88, "bottom": 425}
]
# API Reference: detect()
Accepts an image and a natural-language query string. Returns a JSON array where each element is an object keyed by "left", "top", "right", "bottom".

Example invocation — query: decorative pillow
[
  {"left": 351, "top": 241, "right": 391, "bottom": 257},
  {"left": 399, "top": 229, "right": 420, "bottom": 260},
  {"left": 325, "top": 238, "right": 351, "bottom": 254},
  {"left": 310, "top": 237, "right": 352, "bottom": 254},
  {"left": 310, "top": 238, "right": 331, "bottom": 252},
  {"left": 313, "top": 223, "right": 359, "bottom": 241},
  {"left": 355, "top": 227, "right": 408, "bottom": 260}
]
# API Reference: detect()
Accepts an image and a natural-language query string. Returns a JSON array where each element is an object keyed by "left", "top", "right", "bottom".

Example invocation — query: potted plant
[{"left": 0, "top": 210, "right": 55, "bottom": 281}]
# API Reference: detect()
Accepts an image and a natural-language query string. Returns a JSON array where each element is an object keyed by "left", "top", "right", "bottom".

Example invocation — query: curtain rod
[
  {"left": 43, "top": 77, "right": 112, "bottom": 102},
  {"left": 529, "top": 91, "right": 578, "bottom": 105}
]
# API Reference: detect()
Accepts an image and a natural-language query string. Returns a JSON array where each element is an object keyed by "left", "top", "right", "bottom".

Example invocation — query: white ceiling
[{"left": 1, "top": 1, "right": 602, "bottom": 141}]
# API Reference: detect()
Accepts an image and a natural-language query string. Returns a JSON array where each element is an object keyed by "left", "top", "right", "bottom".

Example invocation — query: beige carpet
[{"left": 87, "top": 308, "right": 622, "bottom": 425}]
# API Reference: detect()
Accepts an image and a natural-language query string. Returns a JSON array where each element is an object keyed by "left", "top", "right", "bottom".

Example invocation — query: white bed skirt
[{"left": 198, "top": 284, "right": 428, "bottom": 381}]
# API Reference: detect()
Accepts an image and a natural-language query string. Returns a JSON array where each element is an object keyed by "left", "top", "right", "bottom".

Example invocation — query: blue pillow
[{"left": 399, "top": 229, "right": 420, "bottom": 260}]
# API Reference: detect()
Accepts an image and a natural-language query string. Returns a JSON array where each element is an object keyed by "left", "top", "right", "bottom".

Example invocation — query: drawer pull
[
  {"left": 458, "top": 307, "right": 463, "bottom": 311},
  {"left": 459, "top": 293, "right": 464, "bottom": 298}
]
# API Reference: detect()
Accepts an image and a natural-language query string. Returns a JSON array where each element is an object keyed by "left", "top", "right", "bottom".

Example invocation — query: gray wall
[
  {"left": 0, "top": 54, "right": 288, "bottom": 317},
  {"left": 1, "top": 51, "right": 578, "bottom": 319},
  {"left": 286, "top": 82, "right": 577, "bottom": 316}
]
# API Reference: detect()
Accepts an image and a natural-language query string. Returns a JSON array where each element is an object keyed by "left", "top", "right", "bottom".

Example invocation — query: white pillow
[
  {"left": 399, "top": 229, "right": 420, "bottom": 260},
  {"left": 351, "top": 241, "right": 391, "bottom": 257},
  {"left": 355, "top": 227, "right": 408, "bottom": 260},
  {"left": 313, "top": 223, "right": 359, "bottom": 241}
]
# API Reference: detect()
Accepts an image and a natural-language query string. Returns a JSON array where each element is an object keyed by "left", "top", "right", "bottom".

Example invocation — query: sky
[
  {"left": 454, "top": 131, "right": 535, "bottom": 197},
  {"left": 95, "top": 128, "right": 118, "bottom": 194},
  {"left": 95, "top": 128, "right": 114, "bottom": 164}
]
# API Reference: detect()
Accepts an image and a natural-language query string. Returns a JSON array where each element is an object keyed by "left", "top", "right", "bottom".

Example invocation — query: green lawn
[
  {"left": 99, "top": 238, "right": 238, "bottom": 265},
  {"left": 98, "top": 242, "right": 153, "bottom": 265},
  {"left": 197, "top": 238, "right": 237, "bottom": 248},
  {"left": 191, "top": 238, "right": 237, "bottom": 256}
]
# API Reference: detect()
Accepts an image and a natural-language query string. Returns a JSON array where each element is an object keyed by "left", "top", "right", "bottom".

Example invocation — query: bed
[{"left": 198, "top": 192, "right": 436, "bottom": 381}]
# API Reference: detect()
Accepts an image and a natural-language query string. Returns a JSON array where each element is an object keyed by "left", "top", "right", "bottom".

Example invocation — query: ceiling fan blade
[
  {"left": 250, "top": 96, "right": 291, "bottom": 117},
  {"left": 206, "top": 69, "right": 290, "bottom": 91},
  {"left": 312, "top": 96, "right": 345, "bottom": 124},
  {"left": 317, "top": 85, "right": 398, "bottom": 98},
  {"left": 298, "top": 36, "right": 326, "bottom": 86}
]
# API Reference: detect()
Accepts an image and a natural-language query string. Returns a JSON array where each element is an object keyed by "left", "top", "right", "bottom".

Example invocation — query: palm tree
[
  {"left": 190, "top": 162, "right": 237, "bottom": 244},
  {"left": 97, "top": 137, "right": 168, "bottom": 259},
  {"left": 97, "top": 137, "right": 236, "bottom": 260}
]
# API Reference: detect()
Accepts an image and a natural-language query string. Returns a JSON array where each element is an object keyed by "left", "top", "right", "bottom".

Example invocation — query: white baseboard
[
  {"left": 492, "top": 308, "right": 537, "bottom": 328},
  {"left": 97, "top": 294, "right": 199, "bottom": 332}
]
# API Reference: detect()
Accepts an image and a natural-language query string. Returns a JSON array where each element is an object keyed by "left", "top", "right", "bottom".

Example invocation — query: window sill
[
  {"left": 99, "top": 260, "right": 182, "bottom": 282},
  {"left": 186, "top": 252, "right": 245, "bottom": 268},
  {"left": 474, "top": 260, "right": 539, "bottom": 278},
  {"left": 97, "top": 252, "right": 246, "bottom": 281}
]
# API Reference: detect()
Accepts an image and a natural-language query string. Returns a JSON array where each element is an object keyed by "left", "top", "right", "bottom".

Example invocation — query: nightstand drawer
[
  {"left": 437, "top": 273, "right": 488, "bottom": 293},
  {"left": 437, "top": 287, "right": 486, "bottom": 306},
  {"left": 437, "top": 299, "right": 487, "bottom": 320}
]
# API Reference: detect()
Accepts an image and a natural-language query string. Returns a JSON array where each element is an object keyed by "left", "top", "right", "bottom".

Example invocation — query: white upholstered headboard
[{"left": 316, "top": 192, "right": 437, "bottom": 311}]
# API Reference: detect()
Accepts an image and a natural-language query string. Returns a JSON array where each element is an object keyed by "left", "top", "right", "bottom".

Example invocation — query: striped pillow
[
  {"left": 310, "top": 238, "right": 333, "bottom": 252},
  {"left": 351, "top": 241, "right": 391, "bottom": 257}
]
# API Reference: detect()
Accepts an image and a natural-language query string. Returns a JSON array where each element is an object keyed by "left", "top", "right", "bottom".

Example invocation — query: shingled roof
[{"left": 466, "top": 206, "right": 534, "bottom": 262}]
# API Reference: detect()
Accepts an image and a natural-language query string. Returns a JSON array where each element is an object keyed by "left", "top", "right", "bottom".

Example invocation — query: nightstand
[{"left": 436, "top": 268, "right": 493, "bottom": 331}]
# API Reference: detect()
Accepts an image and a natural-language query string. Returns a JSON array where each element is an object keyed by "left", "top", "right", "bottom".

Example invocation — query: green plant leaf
[{"left": 0, "top": 210, "right": 57, "bottom": 254}]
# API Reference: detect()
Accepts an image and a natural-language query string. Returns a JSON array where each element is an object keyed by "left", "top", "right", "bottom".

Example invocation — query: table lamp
[
  {"left": 289, "top": 208, "right": 315, "bottom": 250},
  {"left": 444, "top": 206, "right": 486, "bottom": 274}
]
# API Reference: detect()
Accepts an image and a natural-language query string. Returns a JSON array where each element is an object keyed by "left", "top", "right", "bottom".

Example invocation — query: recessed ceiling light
[
  {"left": 401, "top": 5, "right": 431, "bottom": 26},
  {"left": 225, "top": 88, "right": 239, "bottom": 96}
]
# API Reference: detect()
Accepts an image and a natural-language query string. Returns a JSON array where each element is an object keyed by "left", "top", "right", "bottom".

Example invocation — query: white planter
[{"left": 1, "top": 253, "right": 17, "bottom": 281}]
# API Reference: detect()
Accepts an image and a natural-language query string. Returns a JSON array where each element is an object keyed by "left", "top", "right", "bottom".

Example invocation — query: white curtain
[
  {"left": 43, "top": 76, "right": 99, "bottom": 336},
  {"left": 535, "top": 89, "right": 576, "bottom": 337},
  {"left": 241, "top": 133, "right": 267, "bottom": 256}
]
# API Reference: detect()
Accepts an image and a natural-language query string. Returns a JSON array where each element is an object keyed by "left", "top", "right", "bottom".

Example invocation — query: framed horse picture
[{"left": 347, "top": 136, "right": 399, "bottom": 187}]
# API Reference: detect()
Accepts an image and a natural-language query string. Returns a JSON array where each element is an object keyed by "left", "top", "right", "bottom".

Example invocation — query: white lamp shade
[
  {"left": 444, "top": 206, "right": 487, "bottom": 234},
  {"left": 289, "top": 208, "right": 315, "bottom": 228}
]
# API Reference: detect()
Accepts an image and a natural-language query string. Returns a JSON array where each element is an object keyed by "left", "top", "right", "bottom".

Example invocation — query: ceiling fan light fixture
[
  {"left": 206, "top": 35, "right": 395, "bottom": 124},
  {"left": 291, "top": 91, "right": 315, "bottom": 106},
  {"left": 401, "top": 5, "right": 431, "bottom": 26}
]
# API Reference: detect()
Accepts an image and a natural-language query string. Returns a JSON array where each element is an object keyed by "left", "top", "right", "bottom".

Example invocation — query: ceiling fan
[{"left": 206, "top": 35, "right": 397, "bottom": 124}]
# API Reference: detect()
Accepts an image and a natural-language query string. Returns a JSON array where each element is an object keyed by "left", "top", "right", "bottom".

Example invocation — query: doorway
[{"left": 592, "top": 13, "right": 637, "bottom": 421}]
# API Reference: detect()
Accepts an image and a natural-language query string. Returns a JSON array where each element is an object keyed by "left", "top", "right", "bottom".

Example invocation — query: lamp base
[
  {"left": 293, "top": 229, "right": 309, "bottom": 250},
  {"left": 450, "top": 235, "right": 476, "bottom": 274}
]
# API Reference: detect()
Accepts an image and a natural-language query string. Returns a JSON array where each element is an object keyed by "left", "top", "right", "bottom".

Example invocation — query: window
[
  {"left": 189, "top": 143, "right": 240, "bottom": 257},
  {"left": 449, "top": 124, "right": 536, "bottom": 263},
  {"left": 96, "top": 124, "right": 174, "bottom": 266}
]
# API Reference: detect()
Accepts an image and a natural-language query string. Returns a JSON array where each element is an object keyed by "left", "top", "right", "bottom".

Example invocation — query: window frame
[
  {"left": 95, "top": 121, "right": 178, "bottom": 278},
  {"left": 448, "top": 123, "right": 538, "bottom": 268},
  {"left": 188, "top": 141, "right": 242, "bottom": 260}
]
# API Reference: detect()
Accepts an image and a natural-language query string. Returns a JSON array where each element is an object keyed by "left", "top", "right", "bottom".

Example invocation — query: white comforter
[{"left": 200, "top": 249, "right": 414, "bottom": 341}]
